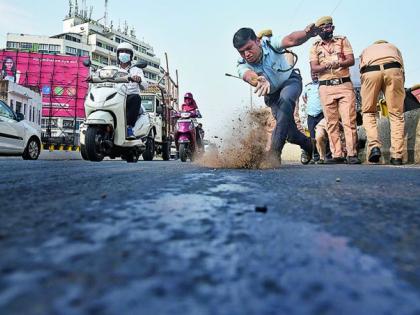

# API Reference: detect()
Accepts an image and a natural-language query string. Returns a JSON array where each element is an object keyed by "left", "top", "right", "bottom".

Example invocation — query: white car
[{"left": 0, "top": 100, "right": 41, "bottom": 160}]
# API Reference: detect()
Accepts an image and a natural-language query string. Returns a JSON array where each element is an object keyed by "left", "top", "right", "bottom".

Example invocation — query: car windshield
[
  {"left": 0, "top": 101, "right": 15, "bottom": 120},
  {"left": 141, "top": 96, "right": 154, "bottom": 112}
]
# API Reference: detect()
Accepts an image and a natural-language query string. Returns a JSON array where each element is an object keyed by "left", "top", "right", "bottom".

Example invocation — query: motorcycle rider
[{"left": 116, "top": 42, "right": 149, "bottom": 139}]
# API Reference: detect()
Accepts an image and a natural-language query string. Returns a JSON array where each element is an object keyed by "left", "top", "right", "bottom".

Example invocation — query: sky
[{"left": 0, "top": 0, "right": 419, "bottom": 138}]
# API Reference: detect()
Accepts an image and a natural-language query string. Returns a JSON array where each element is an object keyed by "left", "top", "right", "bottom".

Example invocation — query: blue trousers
[{"left": 264, "top": 71, "right": 311, "bottom": 155}]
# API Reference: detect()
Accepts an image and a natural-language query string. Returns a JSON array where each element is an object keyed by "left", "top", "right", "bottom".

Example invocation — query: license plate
[{"left": 97, "top": 83, "right": 115, "bottom": 88}]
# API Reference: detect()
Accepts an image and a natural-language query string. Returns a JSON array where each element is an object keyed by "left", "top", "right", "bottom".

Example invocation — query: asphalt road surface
[{"left": 0, "top": 156, "right": 419, "bottom": 315}]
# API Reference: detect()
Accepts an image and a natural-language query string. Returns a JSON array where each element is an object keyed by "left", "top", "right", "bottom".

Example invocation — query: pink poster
[{"left": 0, "top": 50, "right": 89, "bottom": 118}]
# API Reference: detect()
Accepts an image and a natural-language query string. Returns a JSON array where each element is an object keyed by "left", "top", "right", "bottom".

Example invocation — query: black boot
[
  {"left": 390, "top": 158, "right": 403, "bottom": 165},
  {"left": 301, "top": 139, "right": 313, "bottom": 165},
  {"left": 368, "top": 147, "right": 381, "bottom": 163}
]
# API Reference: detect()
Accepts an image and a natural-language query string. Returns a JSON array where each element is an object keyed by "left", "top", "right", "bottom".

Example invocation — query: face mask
[
  {"left": 118, "top": 53, "right": 131, "bottom": 64},
  {"left": 320, "top": 31, "right": 334, "bottom": 40}
]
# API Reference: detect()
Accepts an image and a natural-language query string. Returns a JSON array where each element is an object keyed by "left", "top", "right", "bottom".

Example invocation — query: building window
[
  {"left": 20, "top": 42, "right": 33, "bottom": 50},
  {"left": 38, "top": 43, "right": 49, "bottom": 52},
  {"left": 115, "top": 37, "right": 121, "bottom": 43},
  {"left": 49, "top": 44, "right": 60, "bottom": 52},
  {"left": 15, "top": 101, "right": 22, "bottom": 114},
  {"left": 97, "top": 41, "right": 103, "bottom": 48},
  {"left": 65, "top": 35, "right": 81, "bottom": 43},
  {"left": 105, "top": 45, "right": 114, "bottom": 52},
  {"left": 6, "top": 41, "right": 19, "bottom": 49},
  {"left": 66, "top": 46, "right": 78, "bottom": 55},
  {"left": 10, "top": 100, "right": 14, "bottom": 111},
  {"left": 92, "top": 53, "right": 100, "bottom": 62}
]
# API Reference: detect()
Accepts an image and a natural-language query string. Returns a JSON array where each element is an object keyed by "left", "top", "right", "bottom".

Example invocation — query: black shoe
[
  {"left": 390, "top": 158, "right": 403, "bottom": 165},
  {"left": 347, "top": 156, "right": 362, "bottom": 164},
  {"left": 325, "top": 157, "right": 346, "bottom": 164},
  {"left": 301, "top": 140, "right": 314, "bottom": 165},
  {"left": 301, "top": 150, "right": 310, "bottom": 164},
  {"left": 368, "top": 147, "right": 381, "bottom": 163}
]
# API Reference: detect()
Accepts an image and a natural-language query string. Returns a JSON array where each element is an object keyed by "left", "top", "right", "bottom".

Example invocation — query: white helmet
[{"left": 116, "top": 42, "right": 134, "bottom": 61}]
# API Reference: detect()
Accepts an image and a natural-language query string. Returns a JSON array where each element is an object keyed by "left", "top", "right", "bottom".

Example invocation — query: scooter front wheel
[
  {"left": 179, "top": 143, "right": 188, "bottom": 162},
  {"left": 80, "top": 144, "right": 89, "bottom": 160},
  {"left": 85, "top": 126, "right": 105, "bottom": 162},
  {"left": 125, "top": 152, "right": 139, "bottom": 163}
]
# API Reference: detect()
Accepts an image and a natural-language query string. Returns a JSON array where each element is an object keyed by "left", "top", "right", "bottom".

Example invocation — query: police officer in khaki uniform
[
  {"left": 360, "top": 40, "right": 405, "bottom": 165},
  {"left": 310, "top": 16, "right": 360, "bottom": 164}
]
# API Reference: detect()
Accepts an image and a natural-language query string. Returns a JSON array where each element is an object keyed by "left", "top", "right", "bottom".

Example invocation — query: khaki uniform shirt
[
  {"left": 359, "top": 43, "right": 404, "bottom": 69},
  {"left": 310, "top": 36, "right": 354, "bottom": 81}
]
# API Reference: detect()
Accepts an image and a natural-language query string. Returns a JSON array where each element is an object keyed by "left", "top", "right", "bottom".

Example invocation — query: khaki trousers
[
  {"left": 315, "top": 119, "right": 328, "bottom": 160},
  {"left": 361, "top": 67, "right": 405, "bottom": 158},
  {"left": 319, "top": 82, "right": 358, "bottom": 157}
]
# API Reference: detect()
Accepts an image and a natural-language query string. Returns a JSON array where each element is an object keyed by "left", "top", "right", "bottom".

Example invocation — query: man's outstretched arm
[{"left": 281, "top": 24, "right": 319, "bottom": 48}]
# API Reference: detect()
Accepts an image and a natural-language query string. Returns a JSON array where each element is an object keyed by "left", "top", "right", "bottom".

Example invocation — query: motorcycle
[
  {"left": 173, "top": 110, "right": 203, "bottom": 162},
  {"left": 79, "top": 59, "right": 152, "bottom": 162}
]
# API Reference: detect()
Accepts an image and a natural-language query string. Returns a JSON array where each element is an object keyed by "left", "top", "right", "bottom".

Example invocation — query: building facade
[
  {"left": 0, "top": 80, "right": 42, "bottom": 130},
  {"left": 5, "top": 9, "right": 163, "bottom": 142}
]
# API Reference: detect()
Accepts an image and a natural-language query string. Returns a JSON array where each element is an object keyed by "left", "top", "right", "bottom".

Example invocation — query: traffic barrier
[{"left": 42, "top": 143, "right": 80, "bottom": 152}]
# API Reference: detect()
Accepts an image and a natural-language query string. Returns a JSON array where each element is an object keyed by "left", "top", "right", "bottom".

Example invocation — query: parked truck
[{"left": 140, "top": 85, "right": 176, "bottom": 161}]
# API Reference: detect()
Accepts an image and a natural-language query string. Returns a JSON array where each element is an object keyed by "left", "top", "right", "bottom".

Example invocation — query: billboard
[{"left": 0, "top": 50, "right": 88, "bottom": 118}]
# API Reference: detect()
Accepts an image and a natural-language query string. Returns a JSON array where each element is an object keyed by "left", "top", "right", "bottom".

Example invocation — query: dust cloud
[{"left": 196, "top": 107, "right": 281, "bottom": 169}]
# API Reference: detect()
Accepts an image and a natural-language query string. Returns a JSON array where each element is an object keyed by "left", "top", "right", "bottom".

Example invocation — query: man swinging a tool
[{"left": 233, "top": 24, "right": 319, "bottom": 163}]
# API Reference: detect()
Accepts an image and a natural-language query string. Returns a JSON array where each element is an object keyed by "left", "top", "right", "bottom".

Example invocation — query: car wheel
[
  {"left": 22, "top": 137, "right": 40, "bottom": 160},
  {"left": 162, "top": 141, "right": 171, "bottom": 161},
  {"left": 142, "top": 131, "right": 155, "bottom": 161}
]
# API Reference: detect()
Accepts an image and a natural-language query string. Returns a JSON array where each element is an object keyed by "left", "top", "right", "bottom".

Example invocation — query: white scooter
[{"left": 80, "top": 60, "right": 152, "bottom": 162}]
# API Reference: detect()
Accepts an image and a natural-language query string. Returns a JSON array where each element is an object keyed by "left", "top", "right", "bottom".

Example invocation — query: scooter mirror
[
  {"left": 170, "top": 110, "right": 179, "bottom": 118},
  {"left": 132, "top": 61, "right": 148, "bottom": 69},
  {"left": 83, "top": 59, "right": 92, "bottom": 67},
  {"left": 156, "top": 105, "right": 164, "bottom": 115}
]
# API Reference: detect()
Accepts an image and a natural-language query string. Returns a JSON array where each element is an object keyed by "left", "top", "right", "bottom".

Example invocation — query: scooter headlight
[{"left": 99, "top": 69, "right": 118, "bottom": 79}]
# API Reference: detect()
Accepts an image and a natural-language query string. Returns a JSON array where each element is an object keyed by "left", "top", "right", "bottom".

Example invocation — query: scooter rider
[
  {"left": 182, "top": 92, "right": 199, "bottom": 113},
  {"left": 181, "top": 92, "right": 203, "bottom": 147},
  {"left": 116, "top": 42, "right": 149, "bottom": 139}
]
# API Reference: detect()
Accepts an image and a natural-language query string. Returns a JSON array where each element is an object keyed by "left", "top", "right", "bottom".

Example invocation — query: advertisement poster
[{"left": 0, "top": 50, "right": 89, "bottom": 118}]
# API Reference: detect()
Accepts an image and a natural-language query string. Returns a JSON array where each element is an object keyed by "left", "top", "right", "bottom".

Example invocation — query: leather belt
[
  {"left": 319, "top": 77, "right": 351, "bottom": 86},
  {"left": 360, "top": 61, "right": 402, "bottom": 74}
]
